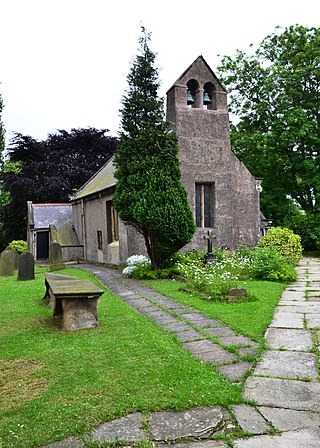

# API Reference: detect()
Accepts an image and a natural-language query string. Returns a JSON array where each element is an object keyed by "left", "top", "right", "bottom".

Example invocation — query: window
[
  {"left": 97, "top": 230, "right": 103, "bottom": 250},
  {"left": 106, "top": 201, "right": 119, "bottom": 244},
  {"left": 195, "top": 183, "right": 213, "bottom": 228}
]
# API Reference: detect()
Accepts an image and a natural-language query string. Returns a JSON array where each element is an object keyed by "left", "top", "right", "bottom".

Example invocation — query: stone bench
[{"left": 43, "top": 273, "right": 104, "bottom": 332}]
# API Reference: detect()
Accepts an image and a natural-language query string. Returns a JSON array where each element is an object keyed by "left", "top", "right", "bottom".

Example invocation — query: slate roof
[
  {"left": 30, "top": 203, "right": 80, "bottom": 245},
  {"left": 72, "top": 156, "right": 116, "bottom": 200},
  {"left": 32, "top": 203, "right": 72, "bottom": 229}
]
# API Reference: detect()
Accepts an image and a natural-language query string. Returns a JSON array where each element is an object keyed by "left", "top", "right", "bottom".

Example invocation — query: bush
[
  {"left": 131, "top": 266, "right": 176, "bottom": 280},
  {"left": 122, "top": 255, "right": 151, "bottom": 277},
  {"left": 258, "top": 227, "right": 302, "bottom": 264},
  {"left": 285, "top": 212, "right": 320, "bottom": 252},
  {"left": 251, "top": 246, "right": 297, "bottom": 283},
  {"left": 6, "top": 240, "right": 28, "bottom": 254}
]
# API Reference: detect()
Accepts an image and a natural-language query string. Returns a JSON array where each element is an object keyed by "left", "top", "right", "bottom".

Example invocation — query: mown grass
[
  {"left": 0, "top": 267, "right": 244, "bottom": 448},
  {"left": 143, "top": 279, "right": 286, "bottom": 344}
]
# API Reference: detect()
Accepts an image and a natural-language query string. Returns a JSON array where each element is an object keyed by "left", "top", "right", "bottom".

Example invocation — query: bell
[
  {"left": 203, "top": 92, "right": 211, "bottom": 105},
  {"left": 187, "top": 90, "right": 195, "bottom": 105}
]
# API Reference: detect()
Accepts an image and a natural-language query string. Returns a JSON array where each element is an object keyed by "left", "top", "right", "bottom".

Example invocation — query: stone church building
[
  {"left": 28, "top": 56, "right": 265, "bottom": 264},
  {"left": 69, "top": 56, "right": 263, "bottom": 265}
]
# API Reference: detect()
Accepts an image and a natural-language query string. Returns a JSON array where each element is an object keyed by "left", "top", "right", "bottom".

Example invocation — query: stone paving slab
[
  {"left": 172, "top": 307, "right": 196, "bottom": 314},
  {"left": 244, "top": 377, "right": 320, "bottom": 411},
  {"left": 254, "top": 350, "right": 318, "bottom": 380},
  {"left": 238, "top": 346, "right": 259, "bottom": 356},
  {"left": 91, "top": 412, "right": 147, "bottom": 443},
  {"left": 138, "top": 305, "right": 165, "bottom": 315},
  {"left": 258, "top": 406, "right": 320, "bottom": 431},
  {"left": 233, "top": 426, "right": 320, "bottom": 448},
  {"left": 308, "top": 296, "right": 320, "bottom": 302},
  {"left": 279, "top": 300, "right": 309, "bottom": 306},
  {"left": 231, "top": 404, "right": 271, "bottom": 435},
  {"left": 182, "top": 339, "right": 219, "bottom": 353},
  {"left": 305, "top": 313, "right": 320, "bottom": 328},
  {"left": 196, "top": 348, "right": 238, "bottom": 365},
  {"left": 162, "top": 321, "right": 193, "bottom": 332},
  {"left": 149, "top": 406, "right": 228, "bottom": 441},
  {"left": 157, "top": 441, "right": 228, "bottom": 448},
  {"left": 217, "top": 362, "right": 253, "bottom": 382},
  {"left": 201, "top": 319, "right": 225, "bottom": 328},
  {"left": 42, "top": 437, "right": 84, "bottom": 448},
  {"left": 269, "top": 311, "right": 304, "bottom": 328},
  {"left": 281, "top": 291, "right": 306, "bottom": 300},
  {"left": 180, "top": 313, "right": 219, "bottom": 327},
  {"left": 215, "top": 335, "right": 255, "bottom": 347},
  {"left": 126, "top": 298, "right": 156, "bottom": 308},
  {"left": 176, "top": 329, "right": 206, "bottom": 342},
  {"left": 152, "top": 313, "right": 180, "bottom": 324},
  {"left": 202, "top": 327, "right": 237, "bottom": 337},
  {"left": 279, "top": 304, "right": 320, "bottom": 314},
  {"left": 265, "top": 328, "right": 313, "bottom": 351}
]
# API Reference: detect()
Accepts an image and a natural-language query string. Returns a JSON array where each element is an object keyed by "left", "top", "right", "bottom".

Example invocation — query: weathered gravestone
[
  {"left": 0, "top": 249, "right": 16, "bottom": 276},
  {"left": 49, "top": 242, "right": 65, "bottom": 271},
  {"left": 17, "top": 251, "right": 35, "bottom": 281}
]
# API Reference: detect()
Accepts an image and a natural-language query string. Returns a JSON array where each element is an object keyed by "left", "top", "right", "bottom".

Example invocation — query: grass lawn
[
  {"left": 143, "top": 279, "right": 286, "bottom": 344},
  {"left": 0, "top": 267, "right": 246, "bottom": 448}
]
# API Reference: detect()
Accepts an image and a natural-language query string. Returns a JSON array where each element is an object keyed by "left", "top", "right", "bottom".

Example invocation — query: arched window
[
  {"left": 203, "top": 82, "right": 217, "bottom": 110},
  {"left": 186, "top": 79, "right": 199, "bottom": 108}
]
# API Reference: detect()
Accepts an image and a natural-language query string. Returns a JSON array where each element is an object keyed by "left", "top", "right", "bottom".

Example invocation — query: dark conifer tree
[{"left": 113, "top": 27, "right": 195, "bottom": 269}]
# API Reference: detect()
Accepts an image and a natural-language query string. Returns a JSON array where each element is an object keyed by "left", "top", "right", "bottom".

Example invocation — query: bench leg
[{"left": 61, "top": 297, "right": 99, "bottom": 332}]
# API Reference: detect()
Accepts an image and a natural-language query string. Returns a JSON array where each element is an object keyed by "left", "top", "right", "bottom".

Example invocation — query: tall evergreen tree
[{"left": 113, "top": 27, "right": 195, "bottom": 269}]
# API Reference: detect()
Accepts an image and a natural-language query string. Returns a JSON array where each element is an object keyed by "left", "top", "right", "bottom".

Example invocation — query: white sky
[{"left": 0, "top": 0, "right": 319, "bottom": 146}]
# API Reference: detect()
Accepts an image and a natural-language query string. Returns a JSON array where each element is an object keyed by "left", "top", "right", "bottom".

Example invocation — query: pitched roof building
[{"left": 68, "top": 56, "right": 263, "bottom": 265}]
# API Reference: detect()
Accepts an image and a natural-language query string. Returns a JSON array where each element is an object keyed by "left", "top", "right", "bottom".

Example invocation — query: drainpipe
[{"left": 81, "top": 198, "right": 87, "bottom": 260}]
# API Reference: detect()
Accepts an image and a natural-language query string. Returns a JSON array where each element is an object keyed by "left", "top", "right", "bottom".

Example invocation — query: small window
[
  {"left": 106, "top": 201, "right": 119, "bottom": 244},
  {"left": 97, "top": 231, "right": 103, "bottom": 250},
  {"left": 195, "top": 183, "right": 213, "bottom": 228}
]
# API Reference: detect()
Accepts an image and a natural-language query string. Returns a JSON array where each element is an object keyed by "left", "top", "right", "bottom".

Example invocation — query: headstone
[
  {"left": 17, "top": 251, "right": 35, "bottom": 281},
  {"left": 0, "top": 249, "right": 16, "bottom": 276},
  {"left": 228, "top": 287, "right": 247, "bottom": 302},
  {"left": 203, "top": 230, "right": 218, "bottom": 264},
  {"left": 49, "top": 242, "right": 65, "bottom": 271}
]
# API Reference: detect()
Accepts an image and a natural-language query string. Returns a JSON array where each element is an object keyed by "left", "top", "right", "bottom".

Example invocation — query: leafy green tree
[
  {"left": 218, "top": 25, "right": 320, "bottom": 224},
  {"left": 113, "top": 27, "right": 195, "bottom": 269}
]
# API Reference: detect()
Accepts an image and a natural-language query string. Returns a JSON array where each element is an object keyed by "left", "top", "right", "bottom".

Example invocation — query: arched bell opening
[
  {"left": 186, "top": 79, "right": 199, "bottom": 108},
  {"left": 203, "top": 82, "right": 217, "bottom": 110}
]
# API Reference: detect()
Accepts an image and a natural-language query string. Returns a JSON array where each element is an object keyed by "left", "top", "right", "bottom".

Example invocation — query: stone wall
[{"left": 166, "top": 56, "right": 260, "bottom": 250}]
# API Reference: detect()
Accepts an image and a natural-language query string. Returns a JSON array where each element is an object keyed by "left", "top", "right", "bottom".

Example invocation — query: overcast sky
[{"left": 0, "top": 0, "right": 319, "bottom": 146}]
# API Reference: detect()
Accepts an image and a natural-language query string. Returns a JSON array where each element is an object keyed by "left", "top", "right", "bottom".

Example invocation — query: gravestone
[
  {"left": 0, "top": 249, "right": 16, "bottom": 276},
  {"left": 203, "top": 230, "right": 218, "bottom": 264},
  {"left": 49, "top": 242, "right": 65, "bottom": 271},
  {"left": 17, "top": 251, "right": 35, "bottom": 281}
]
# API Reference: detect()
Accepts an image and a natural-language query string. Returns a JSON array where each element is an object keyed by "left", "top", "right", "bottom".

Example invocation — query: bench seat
[{"left": 43, "top": 273, "right": 104, "bottom": 332}]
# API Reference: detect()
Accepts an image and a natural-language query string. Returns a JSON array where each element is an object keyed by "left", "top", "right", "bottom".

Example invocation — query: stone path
[{"left": 42, "top": 257, "right": 320, "bottom": 447}]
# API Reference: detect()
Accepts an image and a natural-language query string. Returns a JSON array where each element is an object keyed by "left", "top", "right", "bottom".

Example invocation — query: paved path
[{"left": 43, "top": 257, "right": 320, "bottom": 447}]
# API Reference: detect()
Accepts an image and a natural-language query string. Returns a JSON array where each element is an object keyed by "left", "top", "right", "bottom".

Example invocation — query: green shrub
[
  {"left": 6, "top": 240, "right": 28, "bottom": 254},
  {"left": 131, "top": 266, "right": 176, "bottom": 280},
  {"left": 251, "top": 246, "right": 297, "bottom": 283},
  {"left": 173, "top": 250, "right": 206, "bottom": 267},
  {"left": 258, "top": 227, "right": 302, "bottom": 264},
  {"left": 285, "top": 212, "right": 320, "bottom": 252}
]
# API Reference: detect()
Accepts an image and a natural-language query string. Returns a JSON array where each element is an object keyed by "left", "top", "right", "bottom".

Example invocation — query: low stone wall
[{"left": 61, "top": 245, "right": 84, "bottom": 262}]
